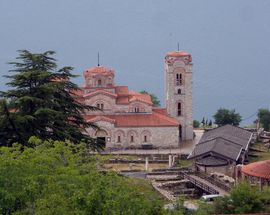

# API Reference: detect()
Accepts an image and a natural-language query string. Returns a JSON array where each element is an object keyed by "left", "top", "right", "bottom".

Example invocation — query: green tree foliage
[
  {"left": 0, "top": 50, "right": 99, "bottom": 149},
  {"left": 140, "top": 90, "right": 161, "bottom": 107},
  {"left": 208, "top": 120, "right": 212, "bottom": 127},
  {"left": 213, "top": 182, "right": 270, "bottom": 214},
  {"left": 213, "top": 108, "right": 242, "bottom": 126},
  {"left": 193, "top": 120, "right": 200, "bottom": 128},
  {"left": 0, "top": 138, "right": 163, "bottom": 214},
  {"left": 258, "top": 108, "right": 270, "bottom": 131}
]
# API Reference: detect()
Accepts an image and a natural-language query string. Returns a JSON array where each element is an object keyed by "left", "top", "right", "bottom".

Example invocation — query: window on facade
[
  {"left": 177, "top": 102, "right": 182, "bottom": 116},
  {"left": 97, "top": 103, "right": 104, "bottom": 110},
  {"left": 134, "top": 107, "right": 140, "bottom": 113},
  {"left": 177, "top": 89, "right": 181, "bottom": 94},
  {"left": 117, "top": 136, "right": 121, "bottom": 143},
  {"left": 130, "top": 135, "right": 134, "bottom": 142},
  {"left": 144, "top": 135, "right": 147, "bottom": 142},
  {"left": 176, "top": 74, "right": 182, "bottom": 86},
  {"left": 98, "top": 79, "right": 102, "bottom": 87},
  {"left": 100, "top": 103, "right": 104, "bottom": 110}
]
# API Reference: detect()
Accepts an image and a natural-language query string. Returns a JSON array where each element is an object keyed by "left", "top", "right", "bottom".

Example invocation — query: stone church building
[{"left": 75, "top": 51, "right": 193, "bottom": 148}]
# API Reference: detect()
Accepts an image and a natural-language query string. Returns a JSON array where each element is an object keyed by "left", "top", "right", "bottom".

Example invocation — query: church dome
[{"left": 84, "top": 66, "right": 115, "bottom": 77}]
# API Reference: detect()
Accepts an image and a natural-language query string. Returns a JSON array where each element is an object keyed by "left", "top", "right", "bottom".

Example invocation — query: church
[{"left": 75, "top": 50, "right": 193, "bottom": 149}]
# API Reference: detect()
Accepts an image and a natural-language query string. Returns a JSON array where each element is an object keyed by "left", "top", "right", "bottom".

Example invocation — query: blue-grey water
[{"left": 0, "top": 0, "right": 269, "bottom": 125}]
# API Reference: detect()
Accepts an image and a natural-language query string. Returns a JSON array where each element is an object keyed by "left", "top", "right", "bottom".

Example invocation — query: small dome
[
  {"left": 84, "top": 66, "right": 115, "bottom": 77},
  {"left": 241, "top": 160, "right": 270, "bottom": 180}
]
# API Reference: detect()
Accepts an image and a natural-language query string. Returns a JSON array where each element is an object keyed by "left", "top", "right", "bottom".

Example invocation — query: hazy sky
[{"left": 0, "top": 0, "right": 269, "bottom": 125}]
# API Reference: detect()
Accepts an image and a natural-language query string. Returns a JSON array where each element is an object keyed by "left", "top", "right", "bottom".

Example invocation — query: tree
[
  {"left": 0, "top": 50, "right": 99, "bottom": 149},
  {"left": 208, "top": 120, "right": 212, "bottom": 127},
  {"left": 213, "top": 182, "right": 265, "bottom": 214},
  {"left": 0, "top": 138, "right": 164, "bottom": 214},
  {"left": 193, "top": 120, "right": 200, "bottom": 128},
  {"left": 140, "top": 90, "right": 160, "bottom": 107},
  {"left": 201, "top": 117, "right": 205, "bottom": 126},
  {"left": 213, "top": 108, "right": 241, "bottom": 126},
  {"left": 258, "top": 108, "right": 270, "bottom": 131}
]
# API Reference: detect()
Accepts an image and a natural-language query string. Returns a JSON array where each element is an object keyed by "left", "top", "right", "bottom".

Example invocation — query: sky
[{"left": 0, "top": 0, "right": 270, "bottom": 125}]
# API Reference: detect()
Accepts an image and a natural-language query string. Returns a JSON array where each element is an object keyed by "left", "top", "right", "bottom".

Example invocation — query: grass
[
  {"left": 103, "top": 163, "right": 168, "bottom": 171},
  {"left": 176, "top": 159, "right": 193, "bottom": 168},
  {"left": 249, "top": 142, "right": 270, "bottom": 162}
]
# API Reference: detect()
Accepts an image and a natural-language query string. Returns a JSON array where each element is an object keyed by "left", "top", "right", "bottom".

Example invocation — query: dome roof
[
  {"left": 84, "top": 66, "right": 115, "bottom": 76},
  {"left": 241, "top": 160, "right": 270, "bottom": 180}
]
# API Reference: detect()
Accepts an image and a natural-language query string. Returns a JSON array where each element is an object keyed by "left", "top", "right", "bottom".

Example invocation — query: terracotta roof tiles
[
  {"left": 85, "top": 111, "right": 178, "bottom": 127},
  {"left": 241, "top": 160, "right": 270, "bottom": 180}
]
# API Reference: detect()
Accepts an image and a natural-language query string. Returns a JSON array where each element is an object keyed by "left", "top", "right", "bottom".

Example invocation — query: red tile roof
[
  {"left": 85, "top": 111, "right": 179, "bottom": 127},
  {"left": 241, "top": 160, "right": 270, "bottom": 180},
  {"left": 128, "top": 91, "right": 152, "bottom": 105},
  {"left": 115, "top": 86, "right": 129, "bottom": 95},
  {"left": 84, "top": 66, "right": 115, "bottom": 76},
  {"left": 166, "top": 51, "right": 191, "bottom": 57}
]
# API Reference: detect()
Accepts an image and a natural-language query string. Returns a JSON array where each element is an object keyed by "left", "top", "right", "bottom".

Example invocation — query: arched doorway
[{"left": 95, "top": 129, "right": 108, "bottom": 148}]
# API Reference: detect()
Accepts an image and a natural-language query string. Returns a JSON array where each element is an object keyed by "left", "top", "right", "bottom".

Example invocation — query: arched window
[
  {"left": 117, "top": 136, "right": 121, "bottom": 143},
  {"left": 98, "top": 79, "right": 102, "bottom": 87},
  {"left": 176, "top": 73, "right": 182, "bottom": 86},
  {"left": 141, "top": 130, "right": 151, "bottom": 143},
  {"left": 144, "top": 135, "right": 147, "bottom": 142},
  {"left": 130, "top": 135, "right": 134, "bottom": 142},
  {"left": 134, "top": 107, "right": 140, "bottom": 113},
  {"left": 96, "top": 102, "right": 104, "bottom": 110},
  {"left": 177, "top": 102, "right": 182, "bottom": 116},
  {"left": 177, "top": 89, "right": 181, "bottom": 94}
]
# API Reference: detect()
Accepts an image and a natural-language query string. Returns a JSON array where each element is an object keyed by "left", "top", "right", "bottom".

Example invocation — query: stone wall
[{"left": 86, "top": 121, "right": 179, "bottom": 149}]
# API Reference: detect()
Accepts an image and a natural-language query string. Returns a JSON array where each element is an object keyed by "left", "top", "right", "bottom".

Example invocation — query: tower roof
[
  {"left": 165, "top": 51, "right": 192, "bottom": 63},
  {"left": 84, "top": 66, "right": 115, "bottom": 77},
  {"left": 166, "top": 51, "right": 191, "bottom": 58}
]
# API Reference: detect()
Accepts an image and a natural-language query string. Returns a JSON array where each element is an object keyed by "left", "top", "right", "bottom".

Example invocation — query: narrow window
[
  {"left": 177, "top": 102, "right": 182, "bottom": 116},
  {"left": 131, "top": 135, "right": 134, "bottom": 142},
  {"left": 176, "top": 73, "right": 182, "bottom": 86},
  {"left": 144, "top": 135, "right": 147, "bottom": 142},
  {"left": 98, "top": 79, "right": 102, "bottom": 86},
  {"left": 100, "top": 103, "right": 104, "bottom": 110},
  {"left": 97, "top": 103, "right": 100, "bottom": 109},
  {"left": 177, "top": 89, "right": 181, "bottom": 94},
  {"left": 117, "top": 136, "right": 121, "bottom": 143},
  {"left": 135, "top": 107, "right": 139, "bottom": 113}
]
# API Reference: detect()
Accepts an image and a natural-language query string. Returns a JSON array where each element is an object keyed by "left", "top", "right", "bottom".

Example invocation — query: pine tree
[
  {"left": 0, "top": 50, "right": 100, "bottom": 149},
  {"left": 209, "top": 120, "right": 213, "bottom": 127}
]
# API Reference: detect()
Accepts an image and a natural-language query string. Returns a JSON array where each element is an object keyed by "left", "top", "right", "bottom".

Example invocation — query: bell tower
[{"left": 164, "top": 51, "right": 193, "bottom": 141}]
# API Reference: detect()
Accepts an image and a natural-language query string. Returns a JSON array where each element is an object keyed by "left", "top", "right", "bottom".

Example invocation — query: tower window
[
  {"left": 134, "top": 107, "right": 140, "bottom": 113},
  {"left": 176, "top": 74, "right": 182, "bottom": 86},
  {"left": 177, "top": 102, "right": 182, "bottom": 116},
  {"left": 177, "top": 89, "right": 181, "bottom": 94},
  {"left": 130, "top": 135, "right": 134, "bottom": 142}
]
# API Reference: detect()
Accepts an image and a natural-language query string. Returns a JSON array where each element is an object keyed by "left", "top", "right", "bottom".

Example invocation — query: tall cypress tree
[{"left": 0, "top": 50, "right": 100, "bottom": 149}]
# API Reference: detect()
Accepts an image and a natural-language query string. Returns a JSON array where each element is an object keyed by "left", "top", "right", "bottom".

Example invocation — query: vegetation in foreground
[
  {"left": 0, "top": 50, "right": 99, "bottom": 150},
  {"left": 0, "top": 137, "right": 164, "bottom": 215}
]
